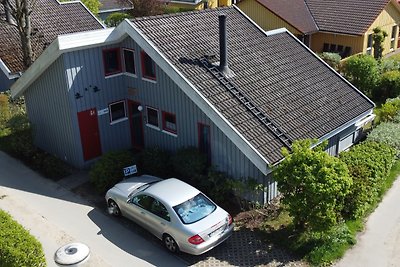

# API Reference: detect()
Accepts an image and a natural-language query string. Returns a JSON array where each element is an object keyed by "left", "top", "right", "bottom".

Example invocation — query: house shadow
[{"left": 86, "top": 209, "right": 187, "bottom": 267}]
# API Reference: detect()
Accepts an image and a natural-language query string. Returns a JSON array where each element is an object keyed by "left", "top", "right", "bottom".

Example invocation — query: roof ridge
[
  {"left": 131, "top": 6, "right": 233, "bottom": 22},
  {"left": 303, "top": 0, "right": 319, "bottom": 32}
]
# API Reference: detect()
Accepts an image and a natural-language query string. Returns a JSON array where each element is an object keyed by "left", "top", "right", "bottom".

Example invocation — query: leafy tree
[
  {"left": 372, "top": 27, "right": 388, "bottom": 59},
  {"left": 342, "top": 54, "right": 380, "bottom": 97},
  {"left": 126, "top": 0, "right": 164, "bottom": 17},
  {"left": 1, "top": 0, "right": 37, "bottom": 68},
  {"left": 104, "top": 12, "right": 131, "bottom": 27},
  {"left": 373, "top": 71, "right": 400, "bottom": 102},
  {"left": 273, "top": 140, "right": 352, "bottom": 231},
  {"left": 376, "top": 97, "right": 400, "bottom": 123}
]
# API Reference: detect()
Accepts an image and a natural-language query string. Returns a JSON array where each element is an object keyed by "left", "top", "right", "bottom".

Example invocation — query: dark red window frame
[
  {"left": 140, "top": 50, "right": 156, "bottom": 80},
  {"left": 146, "top": 106, "right": 159, "bottom": 128},
  {"left": 103, "top": 48, "right": 122, "bottom": 76},
  {"left": 162, "top": 111, "right": 177, "bottom": 134}
]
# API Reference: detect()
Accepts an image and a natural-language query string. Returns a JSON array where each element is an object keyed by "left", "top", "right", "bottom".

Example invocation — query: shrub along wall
[
  {"left": 0, "top": 210, "right": 46, "bottom": 267},
  {"left": 339, "top": 141, "right": 396, "bottom": 219}
]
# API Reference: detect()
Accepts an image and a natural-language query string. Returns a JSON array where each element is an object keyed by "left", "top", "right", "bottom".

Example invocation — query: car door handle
[
  {"left": 160, "top": 222, "right": 165, "bottom": 226},
  {"left": 140, "top": 211, "right": 145, "bottom": 215}
]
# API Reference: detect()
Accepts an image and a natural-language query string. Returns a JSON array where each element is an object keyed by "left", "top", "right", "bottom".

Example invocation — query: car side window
[
  {"left": 150, "top": 199, "right": 170, "bottom": 222},
  {"left": 132, "top": 195, "right": 153, "bottom": 211}
]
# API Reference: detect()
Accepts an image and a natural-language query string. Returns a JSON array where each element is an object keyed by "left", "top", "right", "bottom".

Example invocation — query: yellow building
[
  {"left": 166, "top": 0, "right": 233, "bottom": 11},
  {"left": 237, "top": 0, "right": 400, "bottom": 58}
]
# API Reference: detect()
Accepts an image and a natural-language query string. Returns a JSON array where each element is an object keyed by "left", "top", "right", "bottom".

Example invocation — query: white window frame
[
  {"left": 366, "top": 33, "right": 373, "bottom": 55},
  {"left": 109, "top": 100, "right": 127, "bottom": 124},
  {"left": 390, "top": 25, "right": 397, "bottom": 50}
]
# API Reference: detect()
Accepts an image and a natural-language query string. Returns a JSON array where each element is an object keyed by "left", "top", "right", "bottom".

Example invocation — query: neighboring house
[
  {"left": 10, "top": 7, "right": 374, "bottom": 202},
  {"left": 164, "top": 0, "right": 234, "bottom": 10},
  {"left": 237, "top": 0, "right": 400, "bottom": 58},
  {"left": 0, "top": 0, "right": 104, "bottom": 91},
  {"left": 98, "top": 0, "right": 133, "bottom": 21}
]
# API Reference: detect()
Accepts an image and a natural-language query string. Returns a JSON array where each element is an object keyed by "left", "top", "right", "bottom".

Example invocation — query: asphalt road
[{"left": 0, "top": 151, "right": 186, "bottom": 267}]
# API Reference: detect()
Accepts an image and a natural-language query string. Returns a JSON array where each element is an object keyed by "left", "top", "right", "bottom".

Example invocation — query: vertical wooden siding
[
  {"left": 24, "top": 57, "right": 81, "bottom": 165},
  {"left": 310, "top": 33, "right": 364, "bottom": 55},
  {"left": 237, "top": 0, "right": 301, "bottom": 34},
  {"left": 366, "top": 2, "right": 400, "bottom": 55},
  {"left": 0, "top": 72, "right": 14, "bottom": 91}
]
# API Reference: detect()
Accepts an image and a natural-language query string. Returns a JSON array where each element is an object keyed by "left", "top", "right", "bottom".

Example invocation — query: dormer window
[
  {"left": 103, "top": 48, "right": 121, "bottom": 76},
  {"left": 141, "top": 51, "right": 156, "bottom": 80}
]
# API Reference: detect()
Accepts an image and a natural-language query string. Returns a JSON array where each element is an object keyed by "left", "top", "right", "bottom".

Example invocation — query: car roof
[{"left": 144, "top": 178, "right": 201, "bottom": 207}]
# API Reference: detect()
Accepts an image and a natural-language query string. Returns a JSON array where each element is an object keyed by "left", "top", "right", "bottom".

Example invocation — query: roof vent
[{"left": 218, "top": 14, "right": 234, "bottom": 78}]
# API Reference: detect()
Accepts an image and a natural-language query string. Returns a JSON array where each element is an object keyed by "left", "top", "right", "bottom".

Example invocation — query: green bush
[
  {"left": 367, "top": 122, "right": 400, "bottom": 156},
  {"left": 373, "top": 71, "right": 400, "bottom": 102},
  {"left": 104, "top": 12, "right": 131, "bottom": 27},
  {"left": 90, "top": 150, "right": 137, "bottom": 193},
  {"left": 342, "top": 54, "right": 380, "bottom": 98},
  {"left": 376, "top": 98, "right": 400, "bottom": 123},
  {"left": 171, "top": 147, "right": 207, "bottom": 181},
  {"left": 0, "top": 210, "right": 46, "bottom": 267},
  {"left": 298, "top": 224, "right": 355, "bottom": 266},
  {"left": 273, "top": 140, "right": 352, "bottom": 231},
  {"left": 139, "top": 147, "right": 171, "bottom": 178},
  {"left": 340, "top": 141, "right": 396, "bottom": 219},
  {"left": 319, "top": 52, "right": 341, "bottom": 71},
  {"left": 378, "top": 59, "right": 400, "bottom": 73}
]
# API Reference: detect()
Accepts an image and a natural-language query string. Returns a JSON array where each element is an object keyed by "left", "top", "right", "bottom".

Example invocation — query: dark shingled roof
[
  {"left": 254, "top": 0, "right": 393, "bottom": 36},
  {"left": 257, "top": 0, "right": 317, "bottom": 34},
  {"left": 0, "top": 0, "right": 104, "bottom": 74},
  {"left": 132, "top": 7, "right": 374, "bottom": 164},
  {"left": 305, "top": 0, "right": 390, "bottom": 35}
]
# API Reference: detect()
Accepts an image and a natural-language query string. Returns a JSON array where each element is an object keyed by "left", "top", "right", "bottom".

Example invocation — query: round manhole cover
[{"left": 54, "top": 243, "right": 90, "bottom": 266}]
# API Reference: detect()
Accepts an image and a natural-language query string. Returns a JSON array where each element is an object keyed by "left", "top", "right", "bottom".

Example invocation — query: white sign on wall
[{"left": 97, "top": 108, "right": 109, "bottom": 116}]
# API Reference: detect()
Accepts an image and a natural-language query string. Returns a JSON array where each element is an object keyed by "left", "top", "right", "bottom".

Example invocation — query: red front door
[
  {"left": 77, "top": 108, "right": 102, "bottom": 161},
  {"left": 128, "top": 100, "right": 144, "bottom": 149}
]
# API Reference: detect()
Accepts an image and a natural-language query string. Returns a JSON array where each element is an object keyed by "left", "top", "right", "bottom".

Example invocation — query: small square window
[
  {"left": 103, "top": 48, "right": 121, "bottom": 76},
  {"left": 146, "top": 107, "right": 159, "bottom": 128},
  {"left": 109, "top": 101, "right": 126, "bottom": 122},
  {"left": 123, "top": 49, "right": 136, "bottom": 74},
  {"left": 141, "top": 51, "right": 156, "bottom": 80},
  {"left": 162, "top": 112, "right": 177, "bottom": 134}
]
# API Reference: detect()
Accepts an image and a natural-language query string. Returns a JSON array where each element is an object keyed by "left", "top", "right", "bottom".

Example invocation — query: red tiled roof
[{"left": 0, "top": 0, "right": 104, "bottom": 74}]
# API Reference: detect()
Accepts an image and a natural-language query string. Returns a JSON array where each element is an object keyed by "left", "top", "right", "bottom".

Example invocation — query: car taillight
[
  {"left": 188, "top": 234, "right": 204, "bottom": 245},
  {"left": 228, "top": 214, "right": 233, "bottom": 225}
]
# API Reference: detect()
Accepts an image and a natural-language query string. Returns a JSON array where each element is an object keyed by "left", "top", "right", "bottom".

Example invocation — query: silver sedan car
[{"left": 105, "top": 175, "right": 234, "bottom": 255}]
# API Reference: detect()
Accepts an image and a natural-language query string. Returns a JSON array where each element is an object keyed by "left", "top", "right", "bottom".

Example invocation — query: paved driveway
[{"left": 0, "top": 151, "right": 186, "bottom": 267}]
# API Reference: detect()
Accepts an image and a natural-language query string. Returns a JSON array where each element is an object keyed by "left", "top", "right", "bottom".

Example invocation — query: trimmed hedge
[
  {"left": 367, "top": 122, "right": 400, "bottom": 156},
  {"left": 0, "top": 210, "right": 46, "bottom": 267},
  {"left": 339, "top": 141, "right": 396, "bottom": 219},
  {"left": 171, "top": 147, "right": 207, "bottom": 182},
  {"left": 89, "top": 150, "right": 137, "bottom": 193},
  {"left": 139, "top": 147, "right": 172, "bottom": 178}
]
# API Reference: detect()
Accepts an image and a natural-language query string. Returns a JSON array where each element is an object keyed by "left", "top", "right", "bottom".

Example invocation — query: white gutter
[{"left": 0, "top": 59, "right": 20, "bottom": 80}]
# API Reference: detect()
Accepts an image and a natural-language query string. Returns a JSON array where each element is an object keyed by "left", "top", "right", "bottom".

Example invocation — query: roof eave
[
  {"left": 11, "top": 27, "right": 118, "bottom": 98},
  {"left": 0, "top": 59, "right": 20, "bottom": 80}
]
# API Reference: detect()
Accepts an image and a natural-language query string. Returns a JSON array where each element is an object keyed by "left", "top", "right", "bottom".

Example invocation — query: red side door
[{"left": 77, "top": 108, "right": 102, "bottom": 161}]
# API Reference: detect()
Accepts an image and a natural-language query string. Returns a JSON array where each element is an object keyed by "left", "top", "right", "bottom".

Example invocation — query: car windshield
[{"left": 173, "top": 193, "right": 216, "bottom": 224}]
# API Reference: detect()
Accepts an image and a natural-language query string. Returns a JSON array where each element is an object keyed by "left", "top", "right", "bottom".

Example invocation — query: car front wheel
[
  {"left": 163, "top": 234, "right": 178, "bottom": 253},
  {"left": 107, "top": 199, "right": 121, "bottom": 216}
]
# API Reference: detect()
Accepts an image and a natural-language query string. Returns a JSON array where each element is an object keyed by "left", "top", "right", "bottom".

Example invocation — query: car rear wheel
[
  {"left": 163, "top": 234, "right": 178, "bottom": 253},
  {"left": 108, "top": 200, "right": 121, "bottom": 216}
]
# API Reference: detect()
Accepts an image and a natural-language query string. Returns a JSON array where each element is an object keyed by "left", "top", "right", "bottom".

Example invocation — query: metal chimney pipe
[{"left": 219, "top": 14, "right": 228, "bottom": 72}]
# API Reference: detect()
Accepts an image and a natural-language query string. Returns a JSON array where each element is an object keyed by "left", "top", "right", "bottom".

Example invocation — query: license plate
[{"left": 208, "top": 224, "right": 226, "bottom": 237}]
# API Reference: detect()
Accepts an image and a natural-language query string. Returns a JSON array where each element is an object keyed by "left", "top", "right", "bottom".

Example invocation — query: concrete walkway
[
  {"left": 335, "top": 176, "right": 400, "bottom": 267},
  {"left": 0, "top": 151, "right": 186, "bottom": 267}
]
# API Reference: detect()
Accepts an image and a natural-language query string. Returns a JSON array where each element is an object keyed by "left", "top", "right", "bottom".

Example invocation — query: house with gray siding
[
  {"left": 0, "top": 0, "right": 104, "bottom": 91},
  {"left": 10, "top": 6, "right": 375, "bottom": 202}
]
